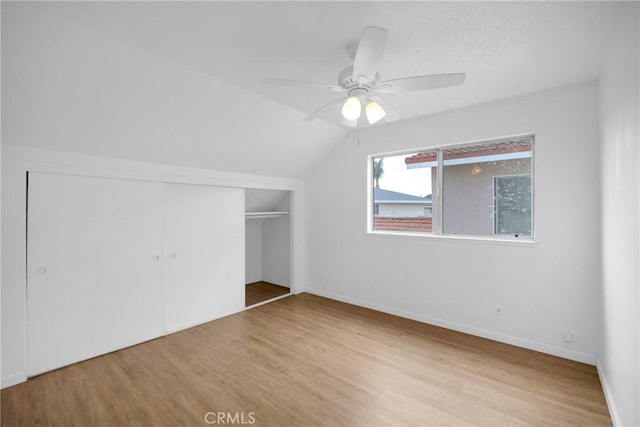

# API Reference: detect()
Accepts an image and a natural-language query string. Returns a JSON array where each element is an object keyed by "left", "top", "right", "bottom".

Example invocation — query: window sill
[{"left": 366, "top": 230, "right": 538, "bottom": 247}]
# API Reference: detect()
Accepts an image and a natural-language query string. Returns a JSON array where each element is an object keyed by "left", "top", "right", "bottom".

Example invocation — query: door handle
[
  {"left": 35, "top": 267, "right": 47, "bottom": 275},
  {"left": 169, "top": 253, "right": 176, "bottom": 259}
]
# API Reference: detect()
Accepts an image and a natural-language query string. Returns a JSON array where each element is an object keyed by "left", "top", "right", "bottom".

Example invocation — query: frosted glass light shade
[
  {"left": 365, "top": 100, "right": 386, "bottom": 124},
  {"left": 341, "top": 96, "right": 362, "bottom": 121}
]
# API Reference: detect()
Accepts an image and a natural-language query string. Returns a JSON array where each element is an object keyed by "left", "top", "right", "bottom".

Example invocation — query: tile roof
[
  {"left": 405, "top": 138, "right": 532, "bottom": 165},
  {"left": 374, "top": 216, "right": 433, "bottom": 232}
]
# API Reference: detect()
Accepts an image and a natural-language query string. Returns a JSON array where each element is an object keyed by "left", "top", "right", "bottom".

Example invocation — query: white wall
[
  {"left": 598, "top": 3, "right": 640, "bottom": 426},
  {"left": 377, "top": 204, "right": 426, "bottom": 217},
  {"left": 1, "top": 146, "right": 306, "bottom": 388},
  {"left": 0, "top": 1, "right": 3, "bottom": 403},
  {"left": 245, "top": 221, "right": 263, "bottom": 284},
  {"left": 262, "top": 215, "right": 291, "bottom": 287},
  {"left": 306, "top": 82, "right": 602, "bottom": 364},
  {"left": 245, "top": 215, "right": 291, "bottom": 287},
  {"left": 262, "top": 195, "right": 291, "bottom": 287}
]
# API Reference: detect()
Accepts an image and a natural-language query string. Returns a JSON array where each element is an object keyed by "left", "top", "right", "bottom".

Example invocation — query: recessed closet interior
[{"left": 245, "top": 189, "right": 292, "bottom": 306}]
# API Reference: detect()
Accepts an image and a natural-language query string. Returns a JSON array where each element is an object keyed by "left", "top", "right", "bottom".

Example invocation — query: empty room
[{"left": 1, "top": 1, "right": 638, "bottom": 426}]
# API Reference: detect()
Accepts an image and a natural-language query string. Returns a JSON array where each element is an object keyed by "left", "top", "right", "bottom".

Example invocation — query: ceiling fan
[{"left": 262, "top": 26, "right": 466, "bottom": 127}]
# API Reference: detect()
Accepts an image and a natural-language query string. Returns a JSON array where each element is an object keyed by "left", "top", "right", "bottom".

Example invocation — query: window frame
[{"left": 367, "top": 134, "right": 535, "bottom": 243}]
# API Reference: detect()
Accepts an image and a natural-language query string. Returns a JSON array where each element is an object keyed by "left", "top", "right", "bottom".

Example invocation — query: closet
[
  {"left": 244, "top": 189, "right": 291, "bottom": 306},
  {"left": 163, "top": 183, "right": 244, "bottom": 333},
  {"left": 27, "top": 172, "right": 244, "bottom": 376}
]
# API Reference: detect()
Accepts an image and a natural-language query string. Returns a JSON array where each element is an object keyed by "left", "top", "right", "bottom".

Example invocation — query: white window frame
[{"left": 367, "top": 134, "right": 535, "bottom": 243}]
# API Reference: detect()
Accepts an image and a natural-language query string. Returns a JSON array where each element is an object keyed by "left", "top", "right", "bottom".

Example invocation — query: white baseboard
[
  {"left": 596, "top": 357, "right": 620, "bottom": 426},
  {"left": 244, "top": 292, "right": 292, "bottom": 309},
  {"left": 2, "top": 371, "right": 27, "bottom": 389},
  {"left": 306, "top": 288, "right": 596, "bottom": 365}
]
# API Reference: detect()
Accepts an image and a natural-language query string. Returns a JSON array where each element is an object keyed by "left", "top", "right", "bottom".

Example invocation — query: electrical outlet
[
  {"left": 493, "top": 305, "right": 504, "bottom": 320},
  {"left": 562, "top": 331, "right": 574, "bottom": 343}
]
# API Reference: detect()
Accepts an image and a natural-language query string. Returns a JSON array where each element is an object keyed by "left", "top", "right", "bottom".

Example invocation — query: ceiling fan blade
[
  {"left": 367, "top": 95, "right": 400, "bottom": 122},
  {"left": 304, "top": 97, "right": 347, "bottom": 122},
  {"left": 352, "top": 26, "right": 388, "bottom": 82},
  {"left": 261, "top": 78, "right": 345, "bottom": 93},
  {"left": 376, "top": 73, "right": 466, "bottom": 94}
]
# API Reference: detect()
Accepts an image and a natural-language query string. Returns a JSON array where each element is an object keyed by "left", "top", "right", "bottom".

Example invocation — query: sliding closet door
[
  {"left": 27, "top": 173, "right": 164, "bottom": 376},
  {"left": 164, "top": 184, "right": 244, "bottom": 333}
]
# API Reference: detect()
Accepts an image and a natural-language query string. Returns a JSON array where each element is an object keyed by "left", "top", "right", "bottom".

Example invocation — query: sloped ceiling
[
  {"left": 246, "top": 189, "right": 290, "bottom": 213},
  {"left": 1, "top": 1, "right": 623, "bottom": 178}
]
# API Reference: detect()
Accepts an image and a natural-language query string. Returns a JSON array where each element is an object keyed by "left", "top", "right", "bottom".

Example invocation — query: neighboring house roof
[
  {"left": 374, "top": 188, "right": 432, "bottom": 204},
  {"left": 405, "top": 138, "right": 532, "bottom": 165}
]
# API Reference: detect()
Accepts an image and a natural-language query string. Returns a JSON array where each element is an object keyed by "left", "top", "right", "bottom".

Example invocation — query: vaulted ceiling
[{"left": 1, "top": 1, "right": 623, "bottom": 178}]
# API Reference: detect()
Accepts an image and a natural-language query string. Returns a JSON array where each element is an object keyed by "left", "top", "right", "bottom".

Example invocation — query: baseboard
[
  {"left": 2, "top": 371, "right": 27, "bottom": 389},
  {"left": 596, "top": 357, "right": 620, "bottom": 426},
  {"left": 306, "top": 288, "right": 597, "bottom": 365},
  {"left": 244, "top": 292, "right": 292, "bottom": 309}
]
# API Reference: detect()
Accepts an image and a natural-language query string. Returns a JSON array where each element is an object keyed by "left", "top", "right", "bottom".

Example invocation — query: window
[
  {"left": 494, "top": 175, "right": 532, "bottom": 237},
  {"left": 371, "top": 136, "right": 533, "bottom": 239},
  {"left": 372, "top": 150, "right": 436, "bottom": 233}
]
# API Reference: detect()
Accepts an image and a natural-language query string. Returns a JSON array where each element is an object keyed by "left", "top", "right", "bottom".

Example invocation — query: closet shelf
[{"left": 245, "top": 211, "right": 289, "bottom": 220}]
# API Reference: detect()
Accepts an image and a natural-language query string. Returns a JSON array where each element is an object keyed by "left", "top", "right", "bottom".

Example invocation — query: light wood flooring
[
  {"left": 245, "top": 281, "right": 290, "bottom": 306},
  {"left": 2, "top": 293, "right": 611, "bottom": 426}
]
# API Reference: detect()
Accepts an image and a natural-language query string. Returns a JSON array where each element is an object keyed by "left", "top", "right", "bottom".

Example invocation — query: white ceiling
[{"left": 2, "top": 1, "right": 623, "bottom": 177}]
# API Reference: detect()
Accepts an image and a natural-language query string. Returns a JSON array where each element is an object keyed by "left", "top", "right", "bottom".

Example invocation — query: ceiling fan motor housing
[
  {"left": 348, "top": 87, "right": 369, "bottom": 98},
  {"left": 338, "top": 66, "right": 379, "bottom": 90}
]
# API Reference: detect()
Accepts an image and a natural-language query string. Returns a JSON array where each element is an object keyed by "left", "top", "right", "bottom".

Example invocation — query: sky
[{"left": 375, "top": 153, "right": 432, "bottom": 197}]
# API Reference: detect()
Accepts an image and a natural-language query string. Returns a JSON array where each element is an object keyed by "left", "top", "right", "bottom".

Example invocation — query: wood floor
[
  {"left": 2, "top": 293, "right": 611, "bottom": 426},
  {"left": 245, "top": 281, "right": 290, "bottom": 306}
]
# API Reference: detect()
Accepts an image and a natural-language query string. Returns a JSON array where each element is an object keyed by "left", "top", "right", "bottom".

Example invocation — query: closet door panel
[
  {"left": 164, "top": 184, "right": 244, "bottom": 333},
  {"left": 27, "top": 173, "right": 164, "bottom": 376}
]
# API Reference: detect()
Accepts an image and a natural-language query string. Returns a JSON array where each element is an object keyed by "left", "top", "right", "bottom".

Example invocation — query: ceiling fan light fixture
[
  {"left": 365, "top": 100, "right": 386, "bottom": 124},
  {"left": 341, "top": 96, "right": 362, "bottom": 121}
]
